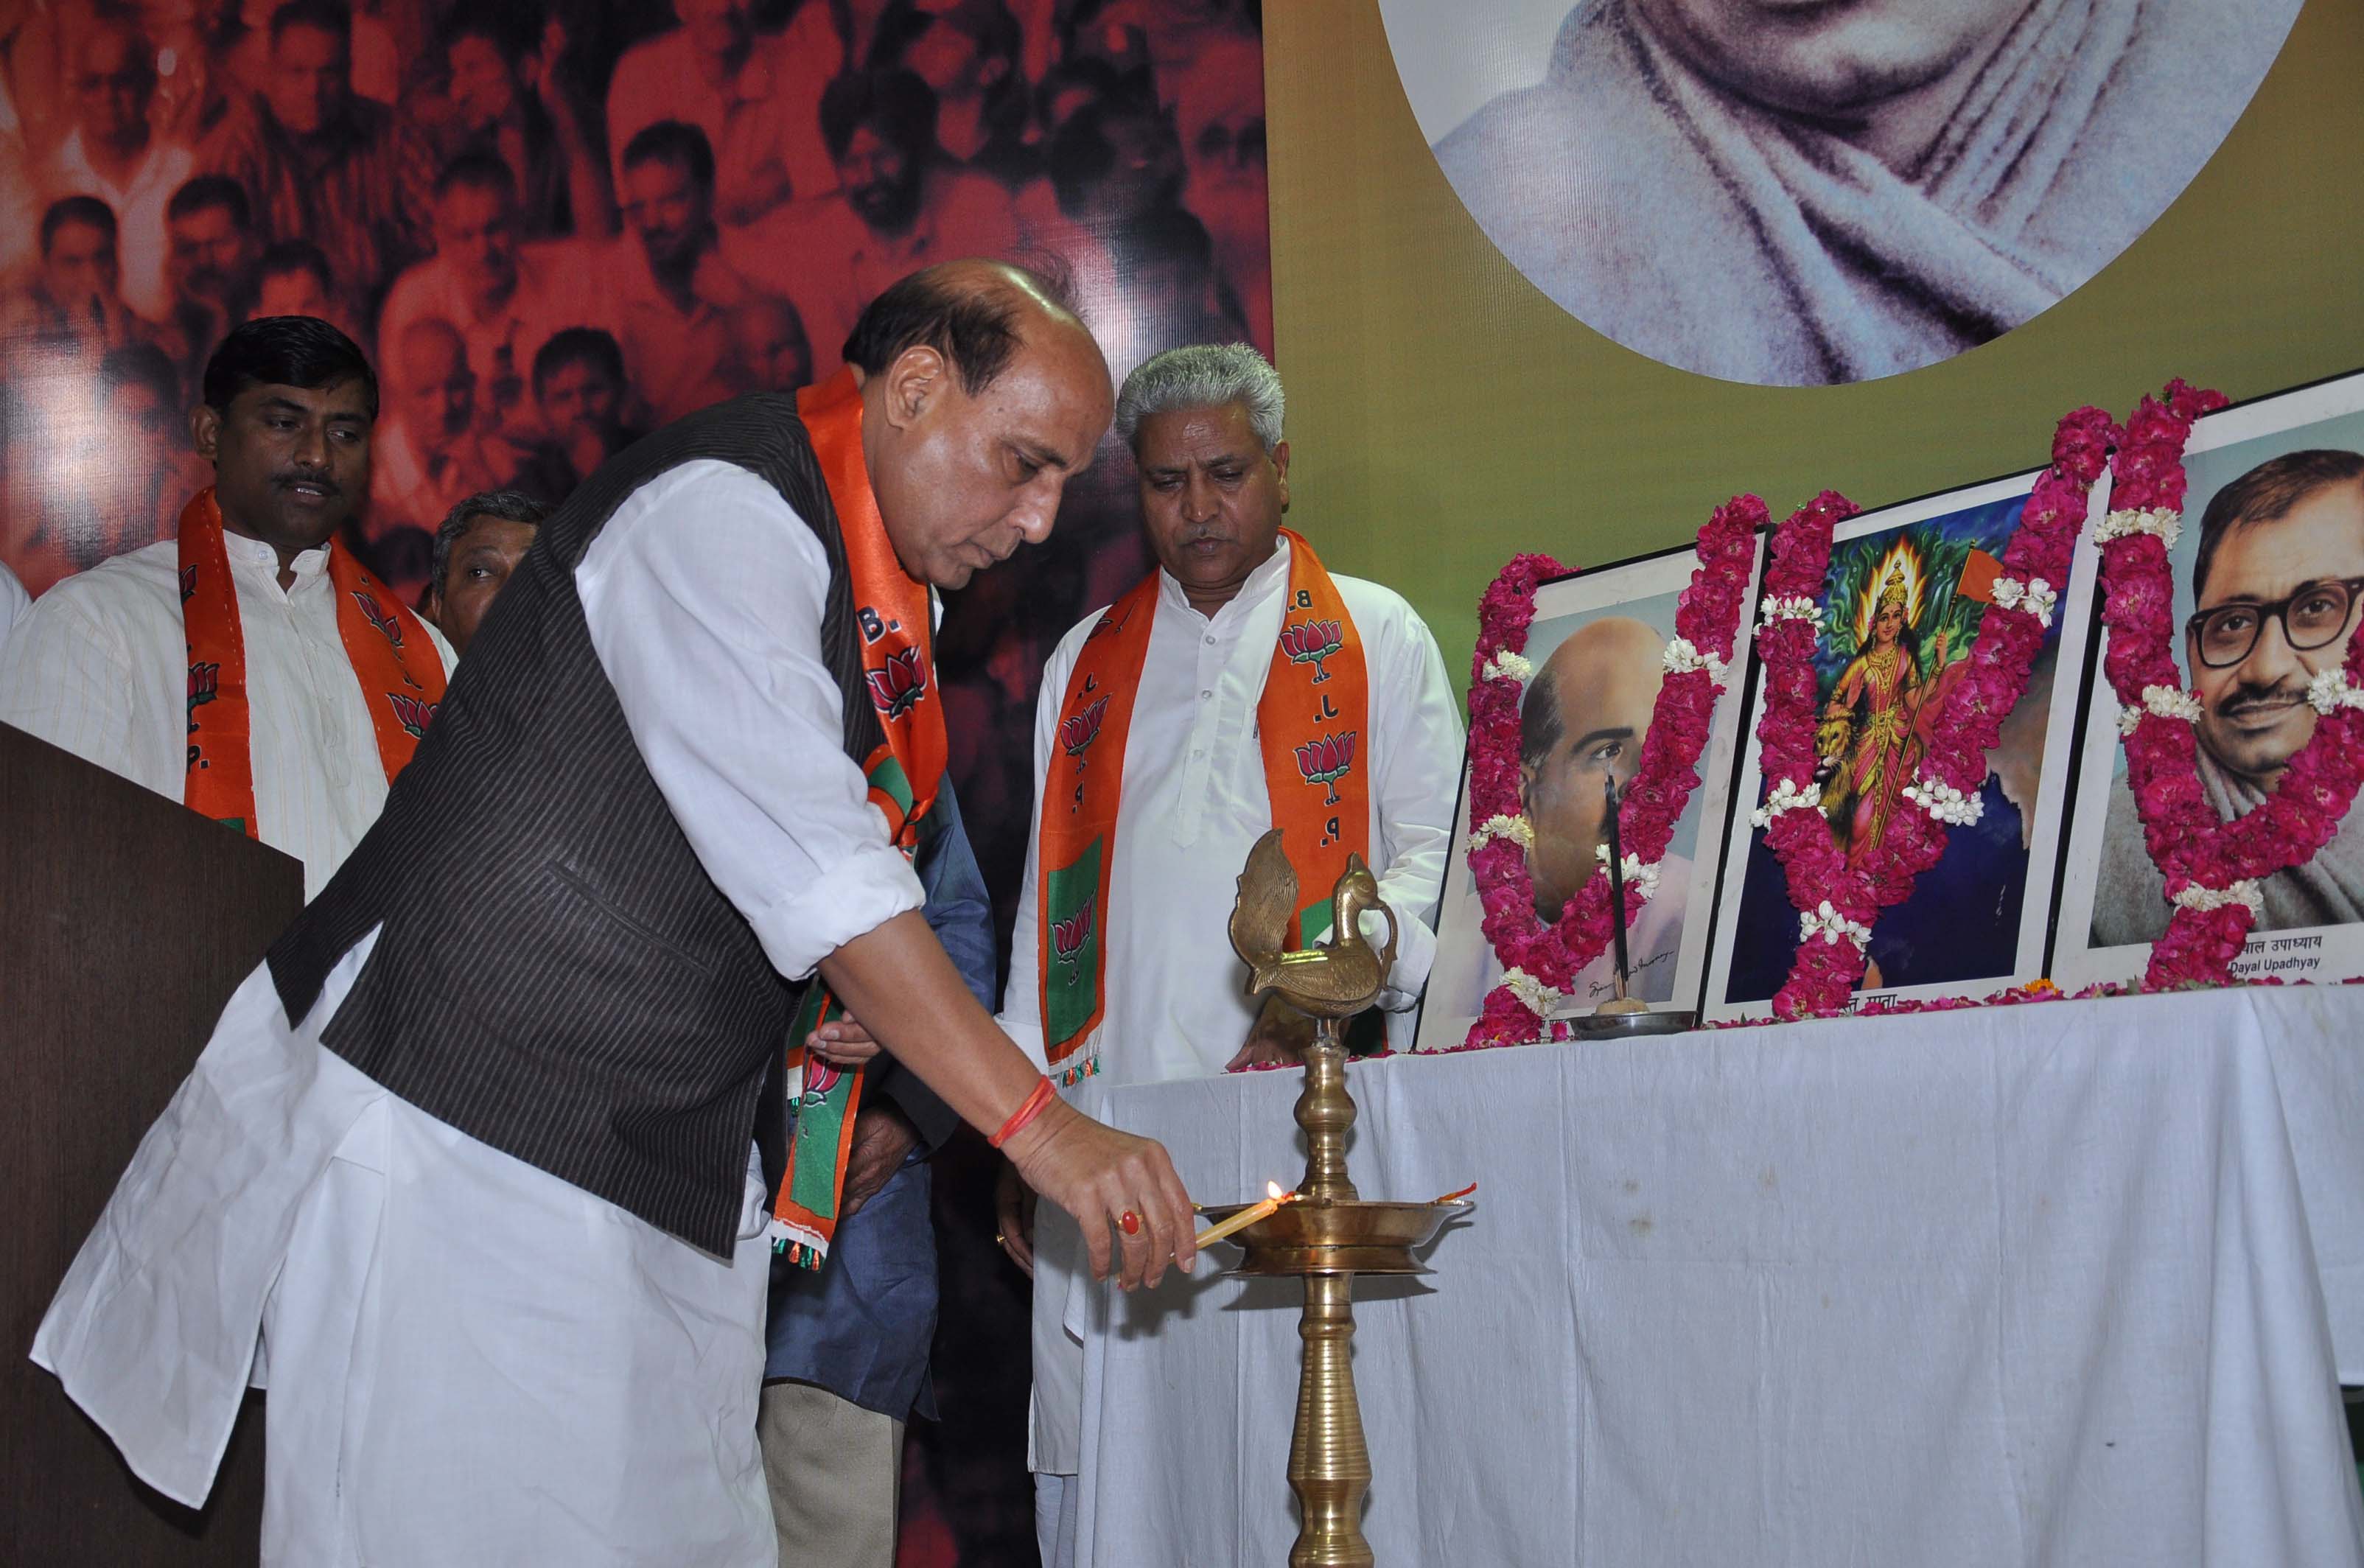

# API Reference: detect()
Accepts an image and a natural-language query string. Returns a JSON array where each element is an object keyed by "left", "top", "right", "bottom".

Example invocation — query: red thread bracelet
[{"left": 989, "top": 1075, "right": 1057, "bottom": 1149}]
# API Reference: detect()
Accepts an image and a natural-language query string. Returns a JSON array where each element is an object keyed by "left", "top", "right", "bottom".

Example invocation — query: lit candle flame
[{"left": 1194, "top": 1183, "right": 1298, "bottom": 1249}]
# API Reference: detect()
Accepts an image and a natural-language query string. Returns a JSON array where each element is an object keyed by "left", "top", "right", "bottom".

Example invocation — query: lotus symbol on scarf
[
  {"left": 386, "top": 691, "right": 438, "bottom": 739},
  {"left": 1060, "top": 696, "right": 1108, "bottom": 762},
  {"left": 186, "top": 661, "right": 220, "bottom": 727},
  {"left": 1279, "top": 618, "right": 1345, "bottom": 683},
  {"left": 1052, "top": 897, "right": 1096, "bottom": 984},
  {"left": 352, "top": 588, "right": 405, "bottom": 648},
  {"left": 1295, "top": 729, "right": 1359, "bottom": 806},
  {"left": 800, "top": 1057, "right": 842, "bottom": 1106},
  {"left": 865, "top": 648, "right": 927, "bottom": 720}
]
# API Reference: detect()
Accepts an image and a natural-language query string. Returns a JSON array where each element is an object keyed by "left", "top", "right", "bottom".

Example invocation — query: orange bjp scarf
[
  {"left": 769, "top": 367, "right": 950, "bottom": 1270},
  {"left": 178, "top": 487, "right": 446, "bottom": 837},
  {"left": 1035, "top": 527, "right": 1371, "bottom": 1085}
]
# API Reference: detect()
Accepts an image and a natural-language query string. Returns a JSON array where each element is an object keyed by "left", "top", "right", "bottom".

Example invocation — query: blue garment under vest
[{"left": 762, "top": 780, "right": 996, "bottom": 1418}]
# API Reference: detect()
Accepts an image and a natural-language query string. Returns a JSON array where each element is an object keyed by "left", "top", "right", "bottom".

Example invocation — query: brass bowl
[{"left": 1197, "top": 1197, "right": 1474, "bottom": 1277}]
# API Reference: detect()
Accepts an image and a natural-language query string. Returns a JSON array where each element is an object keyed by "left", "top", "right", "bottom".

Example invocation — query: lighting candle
[{"left": 1195, "top": 1182, "right": 1298, "bottom": 1248}]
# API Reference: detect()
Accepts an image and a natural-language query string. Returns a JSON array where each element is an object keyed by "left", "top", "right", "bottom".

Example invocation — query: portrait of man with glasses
[{"left": 2092, "top": 447, "right": 2364, "bottom": 946}]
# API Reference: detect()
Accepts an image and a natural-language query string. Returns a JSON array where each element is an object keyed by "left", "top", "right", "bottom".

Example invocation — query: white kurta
[
  {"left": 32, "top": 461, "right": 925, "bottom": 1565},
  {"left": 0, "top": 532, "right": 457, "bottom": 900},
  {"left": 996, "top": 536, "right": 1465, "bottom": 1474}
]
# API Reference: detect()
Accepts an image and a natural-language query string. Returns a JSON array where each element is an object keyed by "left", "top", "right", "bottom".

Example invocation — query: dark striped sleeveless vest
[{"left": 269, "top": 393, "right": 885, "bottom": 1255}]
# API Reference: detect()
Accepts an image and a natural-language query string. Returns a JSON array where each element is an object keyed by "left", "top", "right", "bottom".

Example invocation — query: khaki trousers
[{"left": 758, "top": 1379, "right": 905, "bottom": 1568}]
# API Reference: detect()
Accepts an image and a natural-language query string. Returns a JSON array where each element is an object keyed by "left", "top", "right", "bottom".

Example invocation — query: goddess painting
[{"left": 1816, "top": 562, "right": 1968, "bottom": 866}]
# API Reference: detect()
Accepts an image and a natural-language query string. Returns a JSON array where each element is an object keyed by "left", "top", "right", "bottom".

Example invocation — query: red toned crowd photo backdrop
[{"left": 0, "top": 1, "right": 1271, "bottom": 1561}]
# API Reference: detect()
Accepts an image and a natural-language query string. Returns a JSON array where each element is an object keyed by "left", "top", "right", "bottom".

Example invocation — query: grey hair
[
  {"left": 1113, "top": 343, "right": 1285, "bottom": 455},
  {"left": 433, "top": 489, "right": 550, "bottom": 595}
]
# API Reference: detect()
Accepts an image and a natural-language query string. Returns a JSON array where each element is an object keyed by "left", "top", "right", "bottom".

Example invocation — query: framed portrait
[
  {"left": 1415, "top": 538, "right": 1763, "bottom": 1049},
  {"left": 2053, "top": 369, "right": 2364, "bottom": 991},
  {"left": 1702, "top": 468, "right": 2105, "bottom": 1022}
]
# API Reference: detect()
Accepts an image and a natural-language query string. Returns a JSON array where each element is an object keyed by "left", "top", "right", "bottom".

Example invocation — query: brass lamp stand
[{"left": 1211, "top": 832, "right": 1472, "bottom": 1566}]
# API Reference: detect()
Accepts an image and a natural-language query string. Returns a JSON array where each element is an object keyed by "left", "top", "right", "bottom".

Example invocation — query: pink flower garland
[
  {"left": 1461, "top": 499, "right": 1761, "bottom": 1047},
  {"left": 2097, "top": 380, "right": 2364, "bottom": 987},
  {"left": 1752, "top": 406, "right": 2121, "bottom": 1018}
]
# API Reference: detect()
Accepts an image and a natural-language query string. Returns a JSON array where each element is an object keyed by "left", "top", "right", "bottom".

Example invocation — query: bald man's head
[
  {"left": 731, "top": 295, "right": 813, "bottom": 391},
  {"left": 849, "top": 259, "right": 1114, "bottom": 589},
  {"left": 1520, "top": 616, "right": 1665, "bottom": 921},
  {"left": 397, "top": 317, "right": 475, "bottom": 439}
]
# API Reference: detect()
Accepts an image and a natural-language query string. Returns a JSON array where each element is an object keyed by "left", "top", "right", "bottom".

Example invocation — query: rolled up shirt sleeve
[{"left": 577, "top": 458, "right": 923, "bottom": 979}]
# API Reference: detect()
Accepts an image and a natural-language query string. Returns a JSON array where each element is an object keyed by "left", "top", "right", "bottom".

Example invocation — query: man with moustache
[
  {"left": 35, "top": 262, "right": 1196, "bottom": 1567},
  {"left": 1424, "top": 615, "right": 1693, "bottom": 1037},
  {"left": 993, "top": 342, "right": 1461, "bottom": 1568},
  {"left": 1435, "top": 0, "right": 2298, "bottom": 385},
  {"left": 2094, "top": 450, "right": 2364, "bottom": 945},
  {"left": 0, "top": 315, "right": 454, "bottom": 899},
  {"left": 422, "top": 488, "right": 548, "bottom": 656}
]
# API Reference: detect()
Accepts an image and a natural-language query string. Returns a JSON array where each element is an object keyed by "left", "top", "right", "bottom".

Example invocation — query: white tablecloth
[{"left": 1069, "top": 988, "right": 2364, "bottom": 1567}]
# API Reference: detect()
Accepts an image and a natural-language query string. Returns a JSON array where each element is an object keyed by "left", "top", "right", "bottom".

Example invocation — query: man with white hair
[{"left": 990, "top": 341, "right": 1463, "bottom": 1567}]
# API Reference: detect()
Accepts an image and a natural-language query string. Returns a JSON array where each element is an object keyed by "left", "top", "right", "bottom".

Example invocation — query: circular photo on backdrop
[{"left": 1380, "top": 0, "right": 2304, "bottom": 386}]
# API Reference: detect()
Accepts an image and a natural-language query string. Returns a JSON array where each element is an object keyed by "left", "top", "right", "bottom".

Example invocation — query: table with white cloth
[{"left": 1064, "top": 987, "right": 2364, "bottom": 1567}]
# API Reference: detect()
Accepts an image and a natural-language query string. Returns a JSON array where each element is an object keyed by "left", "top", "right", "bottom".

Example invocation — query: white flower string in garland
[
  {"left": 1749, "top": 776, "right": 1819, "bottom": 830},
  {"left": 2116, "top": 683, "right": 2205, "bottom": 735},
  {"left": 1798, "top": 900, "right": 1872, "bottom": 949},
  {"left": 1499, "top": 967, "right": 1560, "bottom": 1018},
  {"left": 1592, "top": 844, "right": 1662, "bottom": 903},
  {"left": 2171, "top": 880, "right": 2265, "bottom": 917},
  {"left": 1661, "top": 637, "right": 1729, "bottom": 683},
  {"left": 1901, "top": 776, "right": 1983, "bottom": 827},
  {"left": 2308, "top": 669, "right": 2364, "bottom": 715},
  {"left": 1758, "top": 593, "right": 1825, "bottom": 630},
  {"left": 1988, "top": 575, "right": 2057, "bottom": 629},
  {"left": 1470, "top": 813, "right": 1534, "bottom": 851},
  {"left": 1480, "top": 649, "right": 1533, "bottom": 684},
  {"left": 2092, "top": 505, "right": 2182, "bottom": 547}
]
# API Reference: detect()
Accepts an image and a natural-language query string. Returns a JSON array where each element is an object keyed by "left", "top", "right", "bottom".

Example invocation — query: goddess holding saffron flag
[{"left": 1816, "top": 546, "right": 1989, "bottom": 865}]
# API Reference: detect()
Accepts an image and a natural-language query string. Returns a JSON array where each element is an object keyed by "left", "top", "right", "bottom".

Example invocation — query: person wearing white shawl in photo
[{"left": 1434, "top": 0, "right": 2302, "bottom": 385}]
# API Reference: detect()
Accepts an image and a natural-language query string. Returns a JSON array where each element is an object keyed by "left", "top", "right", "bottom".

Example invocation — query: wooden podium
[{"left": 2, "top": 722, "right": 302, "bottom": 1564}]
